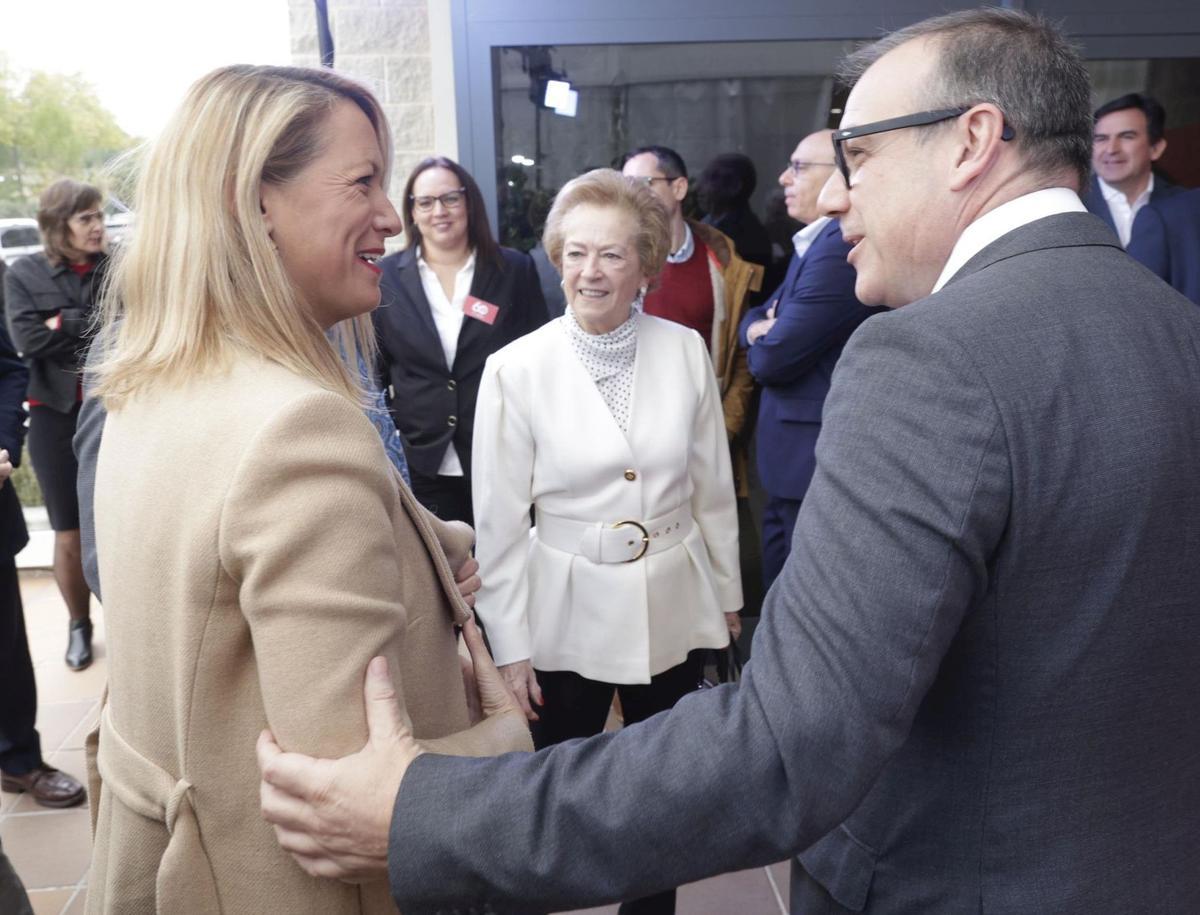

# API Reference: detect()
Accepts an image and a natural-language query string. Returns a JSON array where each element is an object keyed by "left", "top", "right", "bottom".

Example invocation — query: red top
[{"left": 642, "top": 234, "right": 714, "bottom": 346}]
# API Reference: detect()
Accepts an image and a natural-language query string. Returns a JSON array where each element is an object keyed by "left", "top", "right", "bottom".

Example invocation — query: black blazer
[
  {"left": 3, "top": 252, "right": 106, "bottom": 413},
  {"left": 1081, "top": 173, "right": 1182, "bottom": 244},
  {"left": 374, "top": 246, "right": 547, "bottom": 480},
  {"left": 0, "top": 264, "right": 30, "bottom": 558}
]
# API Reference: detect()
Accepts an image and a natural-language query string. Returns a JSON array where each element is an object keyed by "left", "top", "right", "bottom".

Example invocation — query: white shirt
[
  {"left": 416, "top": 247, "right": 476, "bottom": 476},
  {"left": 1098, "top": 174, "right": 1155, "bottom": 248},
  {"left": 666, "top": 221, "right": 695, "bottom": 264},
  {"left": 932, "top": 188, "right": 1087, "bottom": 294},
  {"left": 792, "top": 216, "right": 832, "bottom": 260}
]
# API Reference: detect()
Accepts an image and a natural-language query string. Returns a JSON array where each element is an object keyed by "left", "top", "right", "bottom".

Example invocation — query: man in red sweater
[{"left": 620, "top": 146, "right": 762, "bottom": 495}]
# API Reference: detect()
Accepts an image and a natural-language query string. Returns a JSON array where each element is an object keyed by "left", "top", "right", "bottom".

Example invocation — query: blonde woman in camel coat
[{"left": 82, "top": 65, "right": 529, "bottom": 915}]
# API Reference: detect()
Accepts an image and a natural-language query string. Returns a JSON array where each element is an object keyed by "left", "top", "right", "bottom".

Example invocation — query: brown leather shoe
[{"left": 0, "top": 765, "right": 86, "bottom": 809}]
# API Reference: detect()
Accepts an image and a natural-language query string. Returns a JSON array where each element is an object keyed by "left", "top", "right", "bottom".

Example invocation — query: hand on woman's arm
[
  {"left": 499, "top": 660, "right": 543, "bottom": 721},
  {"left": 0, "top": 448, "right": 11, "bottom": 484}
]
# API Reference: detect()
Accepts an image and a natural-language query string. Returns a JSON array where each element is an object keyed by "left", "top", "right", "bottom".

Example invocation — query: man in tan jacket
[{"left": 621, "top": 146, "right": 763, "bottom": 496}]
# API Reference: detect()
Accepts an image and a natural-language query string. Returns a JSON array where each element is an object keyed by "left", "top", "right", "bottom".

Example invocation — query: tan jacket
[
  {"left": 85, "top": 355, "right": 530, "bottom": 915},
  {"left": 690, "top": 220, "right": 763, "bottom": 495}
]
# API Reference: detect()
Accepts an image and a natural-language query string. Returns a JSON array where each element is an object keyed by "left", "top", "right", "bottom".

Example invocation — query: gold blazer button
[{"left": 624, "top": 469, "right": 637, "bottom": 481}]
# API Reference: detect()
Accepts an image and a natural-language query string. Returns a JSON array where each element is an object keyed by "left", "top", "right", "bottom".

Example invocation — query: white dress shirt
[
  {"left": 666, "top": 221, "right": 695, "bottom": 264},
  {"left": 932, "top": 188, "right": 1087, "bottom": 293},
  {"left": 792, "top": 215, "right": 832, "bottom": 260},
  {"left": 416, "top": 247, "right": 476, "bottom": 476},
  {"left": 1098, "top": 174, "right": 1155, "bottom": 248}
]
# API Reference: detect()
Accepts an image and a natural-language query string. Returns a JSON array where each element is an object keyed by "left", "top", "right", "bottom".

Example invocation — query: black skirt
[{"left": 27, "top": 403, "right": 82, "bottom": 532}]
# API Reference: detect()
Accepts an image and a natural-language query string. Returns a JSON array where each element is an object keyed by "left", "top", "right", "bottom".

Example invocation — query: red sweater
[{"left": 642, "top": 235, "right": 714, "bottom": 345}]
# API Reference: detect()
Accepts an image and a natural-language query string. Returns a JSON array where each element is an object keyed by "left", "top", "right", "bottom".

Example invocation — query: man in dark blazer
[
  {"left": 1081, "top": 93, "right": 1181, "bottom": 247},
  {"left": 739, "top": 128, "right": 878, "bottom": 590},
  {"left": 258, "top": 11, "right": 1200, "bottom": 914},
  {"left": 374, "top": 244, "right": 546, "bottom": 525},
  {"left": 1128, "top": 187, "right": 1200, "bottom": 305},
  {"left": 0, "top": 271, "right": 85, "bottom": 810}
]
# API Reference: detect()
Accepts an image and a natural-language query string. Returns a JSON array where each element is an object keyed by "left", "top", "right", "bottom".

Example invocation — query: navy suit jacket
[
  {"left": 737, "top": 219, "right": 878, "bottom": 501},
  {"left": 1081, "top": 173, "right": 1181, "bottom": 244},
  {"left": 0, "top": 274, "right": 30, "bottom": 558},
  {"left": 1127, "top": 187, "right": 1200, "bottom": 305}
]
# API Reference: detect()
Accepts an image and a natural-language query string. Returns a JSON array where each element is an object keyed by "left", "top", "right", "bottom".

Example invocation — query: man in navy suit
[
  {"left": 1128, "top": 188, "right": 1200, "bottom": 305},
  {"left": 738, "top": 129, "right": 878, "bottom": 589},
  {"left": 1082, "top": 93, "right": 1180, "bottom": 247},
  {"left": 1, "top": 269, "right": 85, "bottom": 813}
]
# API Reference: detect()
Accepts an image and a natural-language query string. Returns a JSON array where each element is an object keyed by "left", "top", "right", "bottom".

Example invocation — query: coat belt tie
[{"left": 97, "top": 703, "right": 222, "bottom": 914}]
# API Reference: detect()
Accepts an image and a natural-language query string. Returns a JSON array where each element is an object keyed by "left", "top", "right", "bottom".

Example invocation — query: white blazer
[{"left": 472, "top": 313, "right": 741, "bottom": 684}]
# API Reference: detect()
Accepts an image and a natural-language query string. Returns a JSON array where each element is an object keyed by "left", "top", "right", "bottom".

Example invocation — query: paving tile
[
  {"left": 59, "top": 702, "right": 100, "bottom": 752},
  {"left": 677, "top": 867, "right": 781, "bottom": 915},
  {"left": 31, "top": 654, "right": 108, "bottom": 706},
  {"left": 28, "top": 887, "right": 76, "bottom": 915},
  {"left": 62, "top": 887, "right": 88, "bottom": 915},
  {"left": 768, "top": 859, "right": 791, "bottom": 910},
  {"left": 33, "top": 702, "right": 95, "bottom": 756},
  {"left": 0, "top": 809, "right": 92, "bottom": 890}
]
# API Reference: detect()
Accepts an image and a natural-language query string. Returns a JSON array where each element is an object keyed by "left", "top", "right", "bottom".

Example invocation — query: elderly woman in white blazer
[{"left": 473, "top": 172, "right": 740, "bottom": 913}]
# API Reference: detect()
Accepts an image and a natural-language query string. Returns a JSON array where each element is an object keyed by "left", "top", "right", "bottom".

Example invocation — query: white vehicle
[{"left": 0, "top": 218, "right": 42, "bottom": 266}]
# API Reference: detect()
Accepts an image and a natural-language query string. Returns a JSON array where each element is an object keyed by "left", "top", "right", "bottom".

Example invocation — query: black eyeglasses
[
  {"left": 411, "top": 189, "right": 467, "bottom": 213},
  {"left": 630, "top": 175, "right": 679, "bottom": 187},
  {"left": 832, "top": 107, "right": 1015, "bottom": 184},
  {"left": 787, "top": 160, "right": 836, "bottom": 176}
]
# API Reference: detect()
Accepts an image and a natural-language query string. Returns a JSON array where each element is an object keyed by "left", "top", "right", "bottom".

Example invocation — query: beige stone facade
[{"left": 288, "top": 0, "right": 457, "bottom": 230}]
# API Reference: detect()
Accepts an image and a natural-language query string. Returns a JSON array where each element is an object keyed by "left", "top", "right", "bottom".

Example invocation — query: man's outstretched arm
[{"left": 260, "top": 310, "right": 1012, "bottom": 914}]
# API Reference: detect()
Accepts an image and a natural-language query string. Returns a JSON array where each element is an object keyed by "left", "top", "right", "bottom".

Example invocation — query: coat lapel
[{"left": 382, "top": 249, "right": 445, "bottom": 369}]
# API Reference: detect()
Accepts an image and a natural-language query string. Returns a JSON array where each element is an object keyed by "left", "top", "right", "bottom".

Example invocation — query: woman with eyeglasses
[
  {"left": 3, "top": 179, "right": 108, "bottom": 672},
  {"left": 375, "top": 157, "right": 547, "bottom": 525}
]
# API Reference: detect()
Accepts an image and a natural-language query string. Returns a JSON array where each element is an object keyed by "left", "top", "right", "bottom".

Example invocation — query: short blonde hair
[
  {"left": 542, "top": 169, "right": 671, "bottom": 278},
  {"left": 95, "top": 65, "right": 392, "bottom": 408}
]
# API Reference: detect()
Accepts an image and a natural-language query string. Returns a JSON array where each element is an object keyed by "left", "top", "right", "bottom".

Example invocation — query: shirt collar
[
  {"left": 791, "top": 216, "right": 832, "bottom": 258},
  {"left": 1098, "top": 173, "right": 1154, "bottom": 207},
  {"left": 416, "top": 246, "right": 475, "bottom": 275},
  {"left": 931, "top": 188, "right": 1087, "bottom": 293},
  {"left": 665, "top": 222, "right": 695, "bottom": 264}
]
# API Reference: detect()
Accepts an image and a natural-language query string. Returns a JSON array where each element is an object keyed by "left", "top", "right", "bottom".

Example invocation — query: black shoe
[{"left": 66, "top": 619, "right": 93, "bottom": 671}]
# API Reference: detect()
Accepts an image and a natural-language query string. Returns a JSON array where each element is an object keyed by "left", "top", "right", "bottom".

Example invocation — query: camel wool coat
[{"left": 84, "top": 355, "right": 530, "bottom": 915}]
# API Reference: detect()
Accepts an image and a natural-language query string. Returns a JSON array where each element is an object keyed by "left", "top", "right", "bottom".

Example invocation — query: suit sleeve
[
  {"left": 737, "top": 301, "right": 771, "bottom": 348},
  {"left": 687, "top": 334, "right": 743, "bottom": 611},
  {"left": 221, "top": 391, "right": 523, "bottom": 760},
  {"left": 1127, "top": 206, "right": 1169, "bottom": 281},
  {"left": 3, "top": 265, "right": 88, "bottom": 363},
  {"left": 0, "top": 320, "right": 29, "bottom": 462},
  {"left": 74, "top": 330, "right": 112, "bottom": 599},
  {"left": 387, "top": 311, "right": 1012, "bottom": 914},
  {"left": 747, "top": 230, "right": 869, "bottom": 386},
  {"left": 469, "top": 356, "right": 535, "bottom": 666}
]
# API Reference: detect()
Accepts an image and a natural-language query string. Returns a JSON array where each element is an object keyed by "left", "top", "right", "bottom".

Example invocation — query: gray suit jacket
[{"left": 387, "top": 212, "right": 1200, "bottom": 915}]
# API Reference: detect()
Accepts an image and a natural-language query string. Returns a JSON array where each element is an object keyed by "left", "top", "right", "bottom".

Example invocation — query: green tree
[{"left": 0, "top": 54, "right": 135, "bottom": 217}]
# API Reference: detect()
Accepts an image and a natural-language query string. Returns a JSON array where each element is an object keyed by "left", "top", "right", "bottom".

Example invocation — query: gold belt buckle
[{"left": 612, "top": 520, "right": 650, "bottom": 562}]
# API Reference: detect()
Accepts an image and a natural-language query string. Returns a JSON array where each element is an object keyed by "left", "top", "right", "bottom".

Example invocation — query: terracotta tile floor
[{"left": 3, "top": 570, "right": 789, "bottom": 914}]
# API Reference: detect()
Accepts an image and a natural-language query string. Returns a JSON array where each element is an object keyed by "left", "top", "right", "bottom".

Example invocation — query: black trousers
[
  {"left": 761, "top": 494, "right": 803, "bottom": 593},
  {"left": 532, "top": 652, "right": 706, "bottom": 915},
  {"left": 410, "top": 472, "right": 473, "bottom": 527},
  {"left": 0, "top": 556, "right": 41, "bottom": 776}
]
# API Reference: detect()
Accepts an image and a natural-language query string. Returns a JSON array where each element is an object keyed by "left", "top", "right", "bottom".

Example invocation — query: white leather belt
[{"left": 536, "top": 505, "right": 694, "bottom": 564}]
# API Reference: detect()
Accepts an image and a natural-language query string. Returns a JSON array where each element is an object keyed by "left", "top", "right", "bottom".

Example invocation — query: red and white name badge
[{"left": 463, "top": 295, "right": 500, "bottom": 325}]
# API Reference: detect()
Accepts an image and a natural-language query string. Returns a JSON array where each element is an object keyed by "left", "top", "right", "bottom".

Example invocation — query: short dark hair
[
  {"left": 37, "top": 179, "right": 103, "bottom": 266},
  {"left": 839, "top": 8, "right": 1093, "bottom": 189},
  {"left": 400, "top": 156, "right": 501, "bottom": 268},
  {"left": 1094, "top": 93, "right": 1167, "bottom": 144},
  {"left": 696, "top": 153, "right": 757, "bottom": 214},
  {"left": 624, "top": 145, "right": 688, "bottom": 181}
]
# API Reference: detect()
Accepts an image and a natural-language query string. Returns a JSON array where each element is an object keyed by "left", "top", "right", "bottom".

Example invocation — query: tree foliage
[{"left": 0, "top": 55, "right": 136, "bottom": 217}]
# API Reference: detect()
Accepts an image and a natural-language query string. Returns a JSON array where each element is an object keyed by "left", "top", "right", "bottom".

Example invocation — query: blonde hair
[
  {"left": 95, "top": 65, "right": 392, "bottom": 408},
  {"left": 542, "top": 169, "right": 672, "bottom": 278}
]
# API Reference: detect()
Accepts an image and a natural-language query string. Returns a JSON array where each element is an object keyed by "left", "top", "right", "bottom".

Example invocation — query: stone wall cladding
[{"left": 289, "top": 0, "right": 439, "bottom": 248}]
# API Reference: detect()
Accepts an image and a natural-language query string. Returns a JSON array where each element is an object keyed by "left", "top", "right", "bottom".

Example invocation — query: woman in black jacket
[
  {"left": 3, "top": 179, "right": 107, "bottom": 670},
  {"left": 374, "top": 157, "right": 547, "bottom": 525}
]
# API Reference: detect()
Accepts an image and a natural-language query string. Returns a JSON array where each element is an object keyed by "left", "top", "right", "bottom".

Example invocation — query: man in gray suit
[{"left": 257, "top": 10, "right": 1200, "bottom": 913}]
